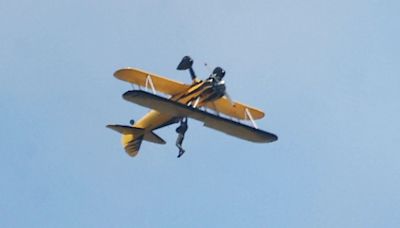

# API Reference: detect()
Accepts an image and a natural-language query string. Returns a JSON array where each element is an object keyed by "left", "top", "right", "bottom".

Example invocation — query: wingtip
[{"left": 113, "top": 67, "right": 137, "bottom": 80}]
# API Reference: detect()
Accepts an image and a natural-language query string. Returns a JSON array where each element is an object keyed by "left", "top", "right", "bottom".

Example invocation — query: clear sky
[{"left": 1, "top": 0, "right": 399, "bottom": 227}]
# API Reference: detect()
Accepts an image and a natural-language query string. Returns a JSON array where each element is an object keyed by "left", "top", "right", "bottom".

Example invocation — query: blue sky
[{"left": 1, "top": 0, "right": 399, "bottom": 227}]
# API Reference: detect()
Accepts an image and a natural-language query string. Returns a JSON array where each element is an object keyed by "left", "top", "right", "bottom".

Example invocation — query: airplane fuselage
[{"left": 122, "top": 78, "right": 225, "bottom": 146}]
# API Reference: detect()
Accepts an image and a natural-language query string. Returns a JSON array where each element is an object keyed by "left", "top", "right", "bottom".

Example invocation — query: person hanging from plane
[{"left": 175, "top": 117, "right": 188, "bottom": 158}]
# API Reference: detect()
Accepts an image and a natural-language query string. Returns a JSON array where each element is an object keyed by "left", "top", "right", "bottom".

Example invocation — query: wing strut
[
  {"left": 245, "top": 108, "right": 258, "bottom": 129},
  {"left": 145, "top": 74, "right": 157, "bottom": 94},
  {"left": 192, "top": 97, "right": 200, "bottom": 108}
]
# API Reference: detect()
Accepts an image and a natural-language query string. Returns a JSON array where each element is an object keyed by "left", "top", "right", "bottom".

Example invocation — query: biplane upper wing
[
  {"left": 205, "top": 96, "right": 265, "bottom": 120},
  {"left": 123, "top": 90, "right": 278, "bottom": 143},
  {"left": 114, "top": 68, "right": 190, "bottom": 95}
]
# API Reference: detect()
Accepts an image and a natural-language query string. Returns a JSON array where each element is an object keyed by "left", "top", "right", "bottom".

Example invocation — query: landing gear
[
  {"left": 129, "top": 119, "right": 135, "bottom": 125},
  {"left": 177, "top": 56, "right": 197, "bottom": 81}
]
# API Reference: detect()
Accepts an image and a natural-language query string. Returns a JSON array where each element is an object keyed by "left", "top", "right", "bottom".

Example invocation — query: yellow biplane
[{"left": 107, "top": 56, "right": 278, "bottom": 157}]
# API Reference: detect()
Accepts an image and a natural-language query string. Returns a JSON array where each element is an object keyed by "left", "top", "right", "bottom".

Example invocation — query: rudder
[{"left": 107, "top": 124, "right": 145, "bottom": 157}]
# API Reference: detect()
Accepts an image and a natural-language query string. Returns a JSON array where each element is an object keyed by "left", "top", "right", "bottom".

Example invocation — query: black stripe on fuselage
[{"left": 174, "top": 80, "right": 213, "bottom": 102}]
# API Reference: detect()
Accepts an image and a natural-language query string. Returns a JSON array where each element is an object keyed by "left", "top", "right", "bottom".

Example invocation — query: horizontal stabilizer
[
  {"left": 107, "top": 124, "right": 166, "bottom": 145},
  {"left": 144, "top": 131, "right": 166, "bottom": 144},
  {"left": 106, "top": 124, "right": 145, "bottom": 135}
]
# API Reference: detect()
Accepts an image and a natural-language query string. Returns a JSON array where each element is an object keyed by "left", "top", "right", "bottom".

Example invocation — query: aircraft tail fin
[
  {"left": 107, "top": 124, "right": 166, "bottom": 157},
  {"left": 107, "top": 124, "right": 144, "bottom": 157}
]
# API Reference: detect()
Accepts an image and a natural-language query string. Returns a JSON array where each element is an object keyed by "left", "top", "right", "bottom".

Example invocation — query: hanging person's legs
[
  {"left": 176, "top": 133, "right": 185, "bottom": 158},
  {"left": 175, "top": 117, "right": 188, "bottom": 158}
]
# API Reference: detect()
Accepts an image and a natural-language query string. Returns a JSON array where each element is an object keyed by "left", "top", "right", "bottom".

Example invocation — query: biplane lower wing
[{"left": 123, "top": 90, "right": 278, "bottom": 143}]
